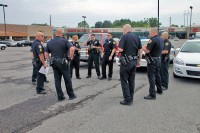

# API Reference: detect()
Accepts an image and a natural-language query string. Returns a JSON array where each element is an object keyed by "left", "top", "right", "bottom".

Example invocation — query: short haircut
[{"left": 91, "top": 34, "right": 95, "bottom": 37}]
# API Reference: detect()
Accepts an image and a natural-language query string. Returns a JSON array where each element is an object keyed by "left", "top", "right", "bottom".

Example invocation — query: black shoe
[
  {"left": 32, "top": 82, "right": 36, "bottom": 85},
  {"left": 41, "top": 88, "right": 46, "bottom": 91},
  {"left": 162, "top": 86, "right": 168, "bottom": 90},
  {"left": 99, "top": 76, "right": 106, "bottom": 80},
  {"left": 37, "top": 91, "right": 47, "bottom": 95},
  {"left": 108, "top": 77, "right": 112, "bottom": 81},
  {"left": 156, "top": 91, "right": 163, "bottom": 95},
  {"left": 120, "top": 100, "right": 133, "bottom": 105},
  {"left": 44, "top": 80, "right": 49, "bottom": 83},
  {"left": 69, "top": 94, "right": 77, "bottom": 100},
  {"left": 86, "top": 76, "right": 91, "bottom": 78},
  {"left": 144, "top": 94, "right": 156, "bottom": 100},
  {"left": 76, "top": 77, "right": 81, "bottom": 79},
  {"left": 58, "top": 96, "right": 66, "bottom": 102}
]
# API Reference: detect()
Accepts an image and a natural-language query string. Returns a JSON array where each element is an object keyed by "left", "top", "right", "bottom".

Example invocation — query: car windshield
[
  {"left": 141, "top": 40, "right": 149, "bottom": 46},
  {"left": 181, "top": 41, "right": 200, "bottom": 53},
  {"left": 78, "top": 34, "right": 102, "bottom": 46}
]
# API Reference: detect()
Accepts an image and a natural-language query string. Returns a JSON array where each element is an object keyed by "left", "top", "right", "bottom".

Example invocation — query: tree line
[{"left": 78, "top": 18, "right": 162, "bottom": 28}]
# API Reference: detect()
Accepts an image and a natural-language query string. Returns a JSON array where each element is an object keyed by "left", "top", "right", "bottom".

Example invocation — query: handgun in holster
[
  {"left": 48, "top": 57, "right": 54, "bottom": 66},
  {"left": 145, "top": 53, "right": 155, "bottom": 64},
  {"left": 120, "top": 54, "right": 130, "bottom": 65}
]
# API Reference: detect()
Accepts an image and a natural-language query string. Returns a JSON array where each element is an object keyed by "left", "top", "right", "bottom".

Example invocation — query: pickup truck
[{"left": 78, "top": 33, "right": 109, "bottom": 62}]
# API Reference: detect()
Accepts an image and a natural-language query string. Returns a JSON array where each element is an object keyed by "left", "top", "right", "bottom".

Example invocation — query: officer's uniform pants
[
  {"left": 70, "top": 56, "right": 80, "bottom": 78},
  {"left": 120, "top": 60, "right": 137, "bottom": 102},
  {"left": 147, "top": 59, "right": 162, "bottom": 96},
  {"left": 52, "top": 61, "right": 75, "bottom": 99},
  {"left": 32, "top": 63, "right": 37, "bottom": 82},
  {"left": 35, "top": 62, "right": 45, "bottom": 93},
  {"left": 101, "top": 54, "right": 114, "bottom": 78},
  {"left": 88, "top": 53, "right": 100, "bottom": 76},
  {"left": 160, "top": 60, "right": 170, "bottom": 88}
]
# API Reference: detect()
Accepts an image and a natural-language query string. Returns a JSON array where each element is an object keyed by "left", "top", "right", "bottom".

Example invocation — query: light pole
[
  {"left": 189, "top": 6, "right": 193, "bottom": 37},
  {"left": 0, "top": 4, "right": 8, "bottom": 39},
  {"left": 157, "top": 0, "right": 160, "bottom": 34},
  {"left": 82, "top": 16, "right": 86, "bottom": 33}
]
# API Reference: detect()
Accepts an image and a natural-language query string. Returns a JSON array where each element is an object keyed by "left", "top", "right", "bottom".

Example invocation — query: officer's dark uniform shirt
[
  {"left": 32, "top": 39, "right": 44, "bottom": 58},
  {"left": 119, "top": 32, "right": 142, "bottom": 56},
  {"left": 103, "top": 38, "right": 116, "bottom": 54},
  {"left": 87, "top": 39, "right": 101, "bottom": 53},
  {"left": 147, "top": 35, "right": 164, "bottom": 57},
  {"left": 162, "top": 39, "right": 171, "bottom": 59},
  {"left": 45, "top": 36, "right": 72, "bottom": 58},
  {"left": 72, "top": 41, "right": 81, "bottom": 56}
]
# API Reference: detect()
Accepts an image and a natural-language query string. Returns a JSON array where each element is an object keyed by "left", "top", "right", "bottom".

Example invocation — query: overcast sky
[{"left": 0, "top": 0, "right": 199, "bottom": 28}]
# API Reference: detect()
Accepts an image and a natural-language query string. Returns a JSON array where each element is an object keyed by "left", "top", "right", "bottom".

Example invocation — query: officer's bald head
[
  {"left": 55, "top": 28, "right": 63, "bottom": 37},
  {"left": 149, "top": 28, "right": 158, "bottom": 37},
  {"left": 161, "top": 32, "right": 169, "bottom": 40},
  {"left": 122, "top": 24, "right": 132, "bottom": 34},
  {"left": 35, "top": 32, "right": 44, "bottom": 41}
]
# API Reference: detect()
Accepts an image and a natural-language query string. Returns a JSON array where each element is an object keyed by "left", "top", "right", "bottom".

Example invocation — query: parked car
[
  {"left": 139, "top": 39, "right": 176, "bottom": 67},
  {"left": 17, "top": 40, "right": 33, "bottom": 47},
  {"left": 0, "top": 43, "right": 6, "bottom": 50},
  {"left": 78, "top": 33, "right": 108, "bottom": 62},
  {"left": 174, "top": 37, "right": 179, "bottom": 41},
  {"left": 173, "top": 39, "right": 200, "bottom": 79}
]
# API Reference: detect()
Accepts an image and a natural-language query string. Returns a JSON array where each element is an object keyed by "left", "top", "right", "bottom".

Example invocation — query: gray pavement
[{"left": 0, "top": 40, "right": 200, "bottom": 133}]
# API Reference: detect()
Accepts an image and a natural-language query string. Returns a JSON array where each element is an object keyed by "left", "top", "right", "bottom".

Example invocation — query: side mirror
[{"left": 176, "top": 48, "right": 181, "bottom": 51}]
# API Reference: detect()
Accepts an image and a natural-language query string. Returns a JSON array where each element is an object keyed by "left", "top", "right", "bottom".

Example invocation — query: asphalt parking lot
[{"left": 0, "top": 39, "right": 200, "bottom": 133}]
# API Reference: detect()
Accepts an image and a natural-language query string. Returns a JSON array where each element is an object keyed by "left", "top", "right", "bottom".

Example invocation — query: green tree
[
  {"left": 170, "top": 24, "right": 178, "bottom": 27},
  {"left": 148, "top": 17, "right": 161, "bottom": 27},
  {"left": 102, "top": 20, "right": 112, "bottom": 28},
  {"left": 95, "top": 21, "right": 103, "bottom": 28},
  {"left": 31, "top": 23, "right": 49, "bottom": 26},
  {"left": 112, "top": 19, "right": 131, "bottom": 28},
  {"left": 78, "top": 21, "right": 89, "bottom": 28}
]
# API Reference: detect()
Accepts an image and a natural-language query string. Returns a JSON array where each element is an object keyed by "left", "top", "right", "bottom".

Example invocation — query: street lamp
[
  {"left": 157, "top": 0, "right": 160, "bottom": 34},
  {"left": 82, "top": 16, "right": 86, "bottom": 33},
  {"left": 0, "top": 4, "right": 8, "bottom": 39},
  {"left": 189, "top": 6, "right": 193, "bottom": 37}
]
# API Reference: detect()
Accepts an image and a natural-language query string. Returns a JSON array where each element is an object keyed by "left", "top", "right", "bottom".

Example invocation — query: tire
[
  {"left": 173, "top": 72, "right": 179, "bottom": 78},
  {"left": 1, "top": 46, "right": 5, "bottom": 50}
]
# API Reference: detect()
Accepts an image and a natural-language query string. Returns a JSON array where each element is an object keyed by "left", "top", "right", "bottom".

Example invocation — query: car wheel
[
  {"left": 1, "top": 46, "right": 6, "bottom": 50},
  {"left": 173, "top": 72, "right": 179, "bottom": 78}
]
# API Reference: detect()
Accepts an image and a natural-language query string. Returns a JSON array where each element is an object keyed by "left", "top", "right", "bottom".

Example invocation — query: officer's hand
[
  {"left": 136, "top": 61, "right": 141, "bottom": 68},
  {"left": 109, "top": 56, "right": 112, "bottom": 61},
  {"left": 43, "top": 63, "right": 47, "bottom": 68},
  {"left": 91, "top": 45, "right": 95, "bottom": 49}
]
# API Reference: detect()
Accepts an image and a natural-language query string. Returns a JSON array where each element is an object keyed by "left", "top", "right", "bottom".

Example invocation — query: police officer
[
  {"left": 45, "top": 28, "right": 76, "bottom": 101},
  {"left": 160, "top": 32, "right": 171, "bottom": 90},
  {"left": 32, "top": 32, "right": 47, "bottom": 94},
  {"left": 100, "top": 33, "right": 116, "bottom": 80},
  {"left": 85, "top": 34, "right": 101, "bottom": 79},
  {"left": 142, "top": 28, "right": 164, "bottom": 99},
  {"left": 30, "top": 43, "right": 49, "bottom": 85},
  {"left": 70, "top": 35, "right": 81, "bottom": 79},
  {"left": 118, "top": 24, "right": 142, "bottom": 105}
]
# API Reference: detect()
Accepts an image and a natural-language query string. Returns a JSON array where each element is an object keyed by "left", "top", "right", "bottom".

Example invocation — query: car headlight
[{"left": 173, "top": 58, "right": 184, "bottom": 65}]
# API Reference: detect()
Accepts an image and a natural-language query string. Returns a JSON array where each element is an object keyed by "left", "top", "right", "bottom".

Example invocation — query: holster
[{"left": 145, "top": 53, "right": 155, "bottom": 64}]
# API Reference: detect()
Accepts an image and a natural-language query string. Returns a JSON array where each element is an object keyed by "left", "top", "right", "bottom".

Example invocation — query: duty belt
[
  {"left": 152, "top": 57, "right": 160, "bottom": 59},
  {"left": 128, "top": 55, "right": 138, "bottom": 60}
]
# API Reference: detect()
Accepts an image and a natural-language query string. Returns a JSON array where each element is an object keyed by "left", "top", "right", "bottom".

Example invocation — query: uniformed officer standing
[
  {"left": 30, "top": 43, "right": 49, "bottom": 85},
  {"left": 160, "top": 32, "right": 171, "bottom": 90},
  {"left": 100, "top": 33, "right": 116, "bottom": 81},
  {"left": 32, "top": 32, "right": 47, "bottom": 94},
  {"left": 118, "top": 24, "right": 142, "bottom": 105},
  {"left": 142, "top": 28, "right": 164, "bottom": 99},
  {"left": 45, "top": 28, "right": 76, "bottom": 101},
  {"left": 70, "top": 35, "right": 81, "bottom": 79},
  {"left": 85, "top": 34, "right": 101, "bottom": 79}
]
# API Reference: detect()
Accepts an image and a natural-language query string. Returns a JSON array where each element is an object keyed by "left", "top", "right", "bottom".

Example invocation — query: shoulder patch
[
  {"left": 165, "top": 43, "right": 169, "bottom": 46},
  {"left": 113, "top": 41, "right": 116, "bottom": 44},
  {"left": 38, "top": 45, "right": 42, "bottom": 48},
  {"left": 148, "top": 40, "right": 152, "bottom": 44}
]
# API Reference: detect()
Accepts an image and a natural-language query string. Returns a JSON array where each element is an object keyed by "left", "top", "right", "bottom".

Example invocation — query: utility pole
[
  {"left": 170, "top": 16, "right": 171, "bottom": 27},
  {"left": 0, "top": 4, "right": 8, "bottom": 39},
  {"left": 50, "top": 15, "right": 51, "bottom": 26},
  {"left": 157, "top": 0, "right": 159, "bottom": 34}
]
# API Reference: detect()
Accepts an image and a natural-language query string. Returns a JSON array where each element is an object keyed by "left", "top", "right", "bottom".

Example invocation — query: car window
[
  {"left": 181, "top": 41, "right": 200, "bottom": 53},
  {"left": 78, "top": 34, "right": 89, "bottom": 43},
  {"left": 141, "top": 40, "right": 148, "bottom": 46}
]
